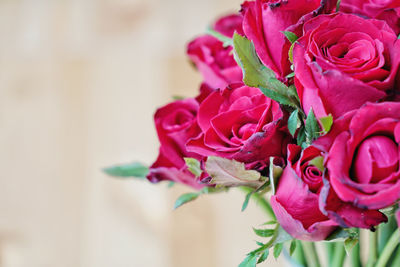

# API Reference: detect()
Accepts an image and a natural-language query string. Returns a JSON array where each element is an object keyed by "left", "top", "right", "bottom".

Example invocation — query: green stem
[
  {"left": 375, "top": 229, "right": 400, "bottom": 267},
  {"left": 241, "top": 187, "right": 276, "bottom": 220},
  {"left": 325, "top": 242, "right": 335, "bottom": 267},
  {"left": 378, "top": 213, "right": 397, "bottom": 253},
  {"left": 301, "top": 241, "right": 321, "bottom": 267},
  {"left": 331, "top": 243, "right": 346, "bottom": 267},
  {"left": 391, "top": 246, "right": 400, "bottom": 266},
  {"left": 366, "top": 230, "right": 378, "bottom": 267},
  {"left": 292, "top": 240, "right": 307, "bottom": 267}
]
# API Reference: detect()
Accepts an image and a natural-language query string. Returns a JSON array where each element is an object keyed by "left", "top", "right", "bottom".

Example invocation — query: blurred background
[{"left": 0, "top": 0, "right": 283, "bottom": 266}]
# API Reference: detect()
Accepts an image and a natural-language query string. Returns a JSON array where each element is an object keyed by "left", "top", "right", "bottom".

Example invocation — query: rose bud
[
  {"left": 271, "top": 145, "right": 338, "bottom": 241},
  {"left": 187, "top": 14, "right": 244, "bottom": 89},
  {"left": 293, "top": 13, "right": 400, "bottom": 119},
  {"left": 147, "top": 98, "right": 204, "bottom": 189}
]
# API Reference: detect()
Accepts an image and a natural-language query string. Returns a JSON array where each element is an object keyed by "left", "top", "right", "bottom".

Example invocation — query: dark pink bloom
[
  {"left": 241, "top": 0, "right": 321, "bottom": 80},
  {"left": 187, "top": 83, "right": 291, "bottom": 168},
  {"left": 293, "top": 13, "right": 400, "bottom": 119},
  {"left": 341, "top": 0, "right": 400, "bottom": 34},
  {"left": 315, "top": 102, "right": 400, "bottom": 212},
  {"left": 147, "top": 98, "right": 204, "bottom": 189},
  {"left": 271, "top": 145, "right": 338, "bottom": 241},
  {"left": 187, "top": 14, "right": 243, "bottom": 89}
]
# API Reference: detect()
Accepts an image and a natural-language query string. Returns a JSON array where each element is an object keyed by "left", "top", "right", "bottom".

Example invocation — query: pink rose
[
  {"left": 187, "top": 83, "right": 291, "bottom": 168},
  {"left": 272, "top": 143, "right": 386, "bottom": 236},
  {"left": 341, "top": 0, "right": 400, "bottom": 34},
  {"left": 271, "top": 145, "right": 338, "bottom": 241},
  {"left": 293, "top": 14, "right": 400, "bottom": 117},
  {"left": 314, "top": 102, "right": 400, "bottom": 226},
  {"left": 241, "top": 0, "right": 321, "bottom": 80},
  {"left": 147, "top": 98, "right": 204, "bottom": 189},
  {"left": 294, "top": 13, "right": 400, "bottom": 119},
  {"left": 187, "top": 14, "right": 244, "bottom": 89}
]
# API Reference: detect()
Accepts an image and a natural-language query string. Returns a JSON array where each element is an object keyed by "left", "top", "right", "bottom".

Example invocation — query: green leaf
[
  {"left": 282, "top": 31, "right": 298, "bottom": 43},
  {"left": 256, "top": 241, "right": 264, "bottom": 247},
  {"left": 259, "top": 87, "right": 296, "bottom": 107},
  {"left": 232, "top": 33, "right": 275, "bottom": 88},
  {"left": 309, "top": 156, "right": 324, "bottom": 172},
  {"left": 173, "top": 193, "right": 199, "bottom": 210},
  {"left": 273, "top": 226, "right": 293, "bottom": 244},
  {"left": 253, "top": 228, "right": 275, "bottom": 238},
  {"left": 398, "top": 33, "right": 400, "bottom": 39},
  {"left": 286, "top": 72, "right": 295, "bottom": 79},
  {"left": 184, "top": 157, "right": 202, "bottom": 177},
  {"left": 257, "top": 250, "right": 270, "bottom": 264},
  {"left": 239, "top": 254, "right": 258, "bottom": 267},
  {"left": 320, "top": 114, "right": 333, "bottom": 134},
  {"left": 206, "top": 28, "right": 233, "bottom": 47},
  {"left": 297, "top": 127, "right": 307, "bottom": 147},
  {"left": 290, "top": 240, "right": 297, "bottom": 256},
  {"left": 305, "top": 108, "right": 321, "bottom": 142},
  {"left": 325, "top": 228, "right": 350, "bottom": 242},
  {"left": 273, "top": 243, "right": 284, "bottom": 259},
  {"left": 167, "top": 181, "right": 176, "bottom": 188},
  {"left": 288, "top": 109, "right": 300, "bottom": 137},
  {"left": 205, "top": 156, "right": 263, "bottom": 188},
  {"left": 262, "top": 221, "right": 277, "bottom": 226},
  {"left": 288, "top": 42, "right": 296, "bottom": 63},
  {"left": 103, "top": 162, "right": 149, "bottom": 178},
  {"left": 287, "top": 85, "right": 299, "bottom": 100},
  {"left": 344, "top": 237, "right": 358, "bottom": 255},
  {"left": 242, "top": 191, "right": 253, "bottom": 212},
  {"left": 172, "top": 95, "right": 185, "bottom": 100},
  {"left": 269, "top": 157, "right": 283, "bottom": 195}
]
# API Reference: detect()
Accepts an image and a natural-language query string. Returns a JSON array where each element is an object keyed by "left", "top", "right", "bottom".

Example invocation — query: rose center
[
  {"left": 303, "top": 166, "right": 323, "bottom": 192},
  {"left": 353, "top": 136, "right": 399, "bottom": 184}
]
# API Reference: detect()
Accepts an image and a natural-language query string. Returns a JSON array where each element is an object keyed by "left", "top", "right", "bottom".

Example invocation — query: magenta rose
[
  {"left": 187, "top": 14, "right": 244, "bottom": 89},
  {"left": 271, "top": 145, "right": 338, "bottom": 241},
  {"left": 315, "top": 102, "right": 400, "bottom": 214},
  {"left": 341, "top": 0, "right": 400, "bottom": 34},
  {"left": 187, "top": 83, "right": 291, "bottom": 168},
  {"left": 241, "top": 0, "right": 321, "bottom": 80},
  {"left": 147, "top": 98, "right": 204, "bottom": 189},
  {"left": 294, "top": 13, "right": 400, "bottom": 119}
]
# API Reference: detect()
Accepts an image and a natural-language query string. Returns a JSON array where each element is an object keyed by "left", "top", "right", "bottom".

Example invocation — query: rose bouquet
[{"left": 105, "top": 0, "right": 400, "bottom": 266}]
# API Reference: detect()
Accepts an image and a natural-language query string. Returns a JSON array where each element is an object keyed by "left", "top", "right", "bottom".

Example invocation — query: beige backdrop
[{"left": 0, "top": 0, "right": 283, "bottom": 266}]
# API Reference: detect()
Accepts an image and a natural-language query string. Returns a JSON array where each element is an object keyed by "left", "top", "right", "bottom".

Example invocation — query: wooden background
[{"left": 0, "top": 0, "right": 283, "bottom": 266}]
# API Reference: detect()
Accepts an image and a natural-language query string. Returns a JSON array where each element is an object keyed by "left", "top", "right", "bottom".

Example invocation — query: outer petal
[{"left": 271, "top": 167, "right": 337, "bottom": 241}]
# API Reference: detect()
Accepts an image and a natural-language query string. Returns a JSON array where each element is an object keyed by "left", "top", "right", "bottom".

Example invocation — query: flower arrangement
[{"left": 105, "top": 0, "right": 400, "bottom": 266}]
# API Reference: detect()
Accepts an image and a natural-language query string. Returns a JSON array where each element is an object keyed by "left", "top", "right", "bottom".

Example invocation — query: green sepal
[
  {"left": 282, "top": 31, "right": 298, "bottom": 43},
  {"left": 344, "top": 237, "right": 359, "bottom": 255},
  {"left": 173, "top": 193, "right": 199, "bottom": 210},
  {"left": 273, "top": 243, "right": 284, "bottom": 259},
  {"left": 305, "top": 108, "right": 321, "bottom": 143},
  {"left": 239, "top": 254, "right": 258, "bottom": 267},
  {"left": 103, "top": 162, "right": 149, "bottom": 178},
  {"left": 257, "top": 250, "right": 269, "bottom": 264},
  {"left": 184, "top": 157, "right": 202, "bottom": 177},
  {"left": 253, "top": 228, "right": 275, "bottom": 238},
  {"left": 309, "top": 156, "right": 324, "bottom": 172},
  {"left": 290, "top": 239, "right": 297, "bottom": 256},
  {"left": 288, "top": 109, "right": 300, "bottom": 137},
  {"left": 320, "top": 114, "right": 333, "bottom": 134}
]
